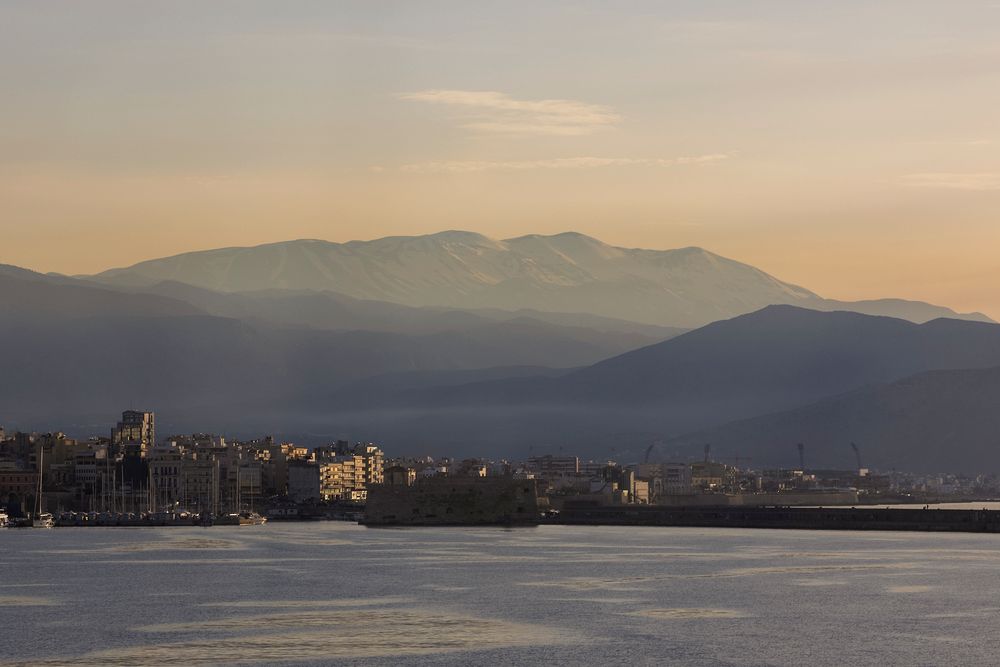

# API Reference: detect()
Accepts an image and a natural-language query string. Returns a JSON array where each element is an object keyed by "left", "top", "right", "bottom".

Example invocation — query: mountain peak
[
  {"left": 83, "top": 231, "right": 991, "bottom": 328},
  {"left": 417, "top": 230, "right": 497, "bottom": 244},
  {"left": 504, "top": 231, "right": 604, "bottom": 244}
]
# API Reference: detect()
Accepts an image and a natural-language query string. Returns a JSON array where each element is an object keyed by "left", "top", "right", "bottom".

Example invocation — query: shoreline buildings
[
  {"left": 3, "top": 410, "right": 998, "bottom": 523},
  {"left": 0, "top": 411, "right": 384, "bottom": 517}
]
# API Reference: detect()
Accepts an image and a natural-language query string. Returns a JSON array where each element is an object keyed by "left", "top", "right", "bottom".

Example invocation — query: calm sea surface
[{"left": 3, "top": 523, "right": 1000, "bottom": 666}]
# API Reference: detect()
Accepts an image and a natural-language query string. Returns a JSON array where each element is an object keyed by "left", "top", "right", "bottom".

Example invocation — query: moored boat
[{"left": 238, "top": 511, "right": 267, "bottom": 525}]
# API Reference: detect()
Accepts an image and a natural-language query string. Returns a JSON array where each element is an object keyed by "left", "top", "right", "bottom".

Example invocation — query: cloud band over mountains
[
  {"left": 397, "top": 154, "right": 730, "bottom": 173},
  {"left": 900, "top": 172, "right": 1000, "bottom": 191},
  {"left": 399, "top": 89, "right": 620, "bottom": 135}
]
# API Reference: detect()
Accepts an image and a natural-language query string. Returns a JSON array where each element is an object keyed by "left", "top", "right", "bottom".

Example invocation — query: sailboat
[
  {"left": 34, "top": 445, "right": 54, "bottom": 528},
  {"left": 11, "top": 445, "right": 54, "bottom": 528},
  {"left": 240, "top": 466, "right": 267, "bottom": 525}
]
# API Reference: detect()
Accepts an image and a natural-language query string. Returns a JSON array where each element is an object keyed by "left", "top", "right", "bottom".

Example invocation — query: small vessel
[
  {"left": 10, "top": 450, "right": 54, "bottom": 528},
  {"left": 28, "top": 444, "right": 53, "bottom": 528},
  {"left": 0, "top": 509, "right": 9, "bottom": 528},
  {"left": 238, "top": 511, "right": 267, "bottom": 526}
]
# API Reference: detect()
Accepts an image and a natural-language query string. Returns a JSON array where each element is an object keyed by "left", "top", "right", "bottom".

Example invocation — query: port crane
[{"left": 850, "top": 442, "right": 863, "bottom": 472}]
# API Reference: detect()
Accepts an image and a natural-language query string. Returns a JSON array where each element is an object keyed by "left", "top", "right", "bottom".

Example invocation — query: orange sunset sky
[{"left": 2, "top": 1, "right": 999, "bottom": 317}]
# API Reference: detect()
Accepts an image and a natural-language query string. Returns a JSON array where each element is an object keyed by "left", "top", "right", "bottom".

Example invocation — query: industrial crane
[{"left": 850, "top": 442, "right": 862, "bottom": 471}]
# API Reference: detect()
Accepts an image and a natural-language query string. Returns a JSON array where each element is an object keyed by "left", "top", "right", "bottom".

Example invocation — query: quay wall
[
  {"left": 555, "top": 505, "right": 1000, "bottom": 533},
  {"left": 646, "top": 491, "right": 860, "bottom": 507}
]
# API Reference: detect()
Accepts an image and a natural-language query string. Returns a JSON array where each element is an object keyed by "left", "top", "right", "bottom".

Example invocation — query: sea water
[{"left": 3, "top": 523, "right": 1000, "bottom": 666}]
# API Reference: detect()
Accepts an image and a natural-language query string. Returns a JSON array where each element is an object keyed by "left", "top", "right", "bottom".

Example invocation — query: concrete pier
[{"left": 554, "top": 505, "right": 1000, "bottom": 533}]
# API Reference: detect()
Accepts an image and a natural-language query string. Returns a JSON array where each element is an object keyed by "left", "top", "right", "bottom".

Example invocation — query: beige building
[
  {"left": 314, "top": 442, "right": 385, "bottom": 501},
  {"left": 320, "top": 456, "right": 366, "bottom": 501},
  {"left": 691, "top": 461, "right": 738, "bottom": 491}
]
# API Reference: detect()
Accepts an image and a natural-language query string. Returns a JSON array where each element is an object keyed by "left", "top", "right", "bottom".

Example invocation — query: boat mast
[
  {"left": 236, "top": 452, "right": 241, "bottom": 513},
  {"left": 213, "top": 457, "right": 220, "bottom": 517},
  {"left": 35, "top": 444, "right": 44, "bottom": 518}
]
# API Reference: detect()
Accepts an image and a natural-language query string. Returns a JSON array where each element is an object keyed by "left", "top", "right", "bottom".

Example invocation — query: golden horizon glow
[{"left": 2, "top": 2, "right": 999, "bottom": 317}]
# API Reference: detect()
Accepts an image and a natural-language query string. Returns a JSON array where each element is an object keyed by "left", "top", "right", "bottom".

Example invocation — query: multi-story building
[
  {"left": 319, "top": 456, "right": 366, "bottom": 501},
  {"left": 233, "top": 457, "right": 263, "bottom": 510},
  {"left": 73, "top": 450, "right": 99, "bottom": 492},
  {"left": 691, "top": 461, "right": 738, "bottom": 492},
  {"left": 314, "top": 442, "right": 384, "bottom": 501},
  {"left": 580, "top": 460, "right": 614, "bottom": 478},
  {"left": 112, "top": 410, "right": 155, "bottom": 458},
  {"left": 0, "top": 460, "right": 36, "bottom": 515},
  {"left": 357, "top": 444, "right": 384, "bottom": 486},
  {"left": 527, "top": 455, "right": 579, "bottom": 478},
  {"left": 237, "top": 438, "right": 306, "bottom": 497},
  {"left": 180, "top": 453, "right": 220, "bottom": 513},
  {"left": 149, "top": 446, "right": 184, "bottom": 509},
  {"left": 634, "top": 462, "right": 693, "bottom": 500}
]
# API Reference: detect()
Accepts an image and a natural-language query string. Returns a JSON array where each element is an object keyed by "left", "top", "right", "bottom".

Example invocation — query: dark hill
[
  {"left": 0, "top": 271, "right": 204, "bottom": 320},
  {"left": 394, "top": 306, "right": 1000, "bottom": 415},
  {"left": 666, "top": 365, "right": 1000, "bottom": 473},
  {"left": 304, "top": 307, "right": 1000, "bottom": 457}
]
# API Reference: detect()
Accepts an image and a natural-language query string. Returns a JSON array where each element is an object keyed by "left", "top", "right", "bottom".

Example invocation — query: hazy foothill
[{"left": 2, "top": 231, "right": 999, "bottom": 471}]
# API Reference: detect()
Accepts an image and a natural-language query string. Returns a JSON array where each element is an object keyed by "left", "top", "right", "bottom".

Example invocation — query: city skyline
[{"left": 3, "top": 1, "right": 1000, "bottom": 317}]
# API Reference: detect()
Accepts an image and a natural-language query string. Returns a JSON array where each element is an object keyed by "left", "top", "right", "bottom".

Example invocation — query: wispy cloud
[
  {"left": 903, "top": 139, "right": 996, "bottom": 147},
  {"left": 399, "top": 90, "right": 620, "bottom": 136},
  {"left": 397, "top": 154, "right": 729, "bottom": 173},
  {"left": 900, "top": 172, "right": 1000, "bottom": 191}
]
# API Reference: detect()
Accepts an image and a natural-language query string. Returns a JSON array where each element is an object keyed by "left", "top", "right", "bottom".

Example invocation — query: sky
[{"left": 2, "top": 1, "right": 999, "bottom": 316}]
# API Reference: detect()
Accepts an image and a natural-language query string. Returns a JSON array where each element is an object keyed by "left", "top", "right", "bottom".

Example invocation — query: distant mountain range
[
  {"left": 2, "top": 231, "right": 999, "bottom": 471},
  {"left": 84, "top": 231, "right": 991, "bottom": 328},
  {"left": 363, "top": 305, "right": 1000, "bottom": 410},
  {"left": 307, "top": 306, "right": 1000, "bottom": 465},
  {"left": 0, "top": 269, "right": 667, "bottom": 418},
  {"left": 666, "top": 365, "right": 1000, "bottom": 473},
  {"left": 129, "top": 279, "right": 678, "bottom": 339}
]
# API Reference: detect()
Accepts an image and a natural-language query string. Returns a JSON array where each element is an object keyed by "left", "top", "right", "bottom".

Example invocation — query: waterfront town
[{"left": 3, "top": 409, "right": 999, "bottom": 529}]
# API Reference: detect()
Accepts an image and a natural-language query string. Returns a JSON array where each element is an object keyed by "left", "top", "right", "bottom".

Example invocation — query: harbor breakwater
[{"left": 553, "top": 505, "right": 1000, "bottom": 533}]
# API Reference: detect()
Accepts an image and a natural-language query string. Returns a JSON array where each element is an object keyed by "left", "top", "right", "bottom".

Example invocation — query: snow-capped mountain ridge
[{"left": 87, "top": 231, "right": 988, "bottom": 327}]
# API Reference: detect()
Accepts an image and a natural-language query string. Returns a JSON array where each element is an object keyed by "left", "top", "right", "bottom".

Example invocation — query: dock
[{"left": 552, "top": 505, "right": 1000, "bottom": 533}]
